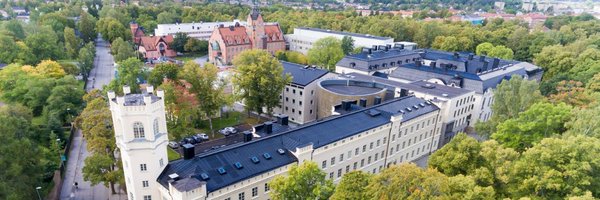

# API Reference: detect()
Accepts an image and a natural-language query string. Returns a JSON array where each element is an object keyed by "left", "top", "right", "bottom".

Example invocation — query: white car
[{"left": 196, "top": 133, "right": 209, "bottom": 140}]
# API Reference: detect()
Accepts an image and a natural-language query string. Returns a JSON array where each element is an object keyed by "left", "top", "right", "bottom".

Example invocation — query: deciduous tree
[
  {"left": 78, "top": 12, "right": 98, "bottom": 43},
  {"left": 64, "top": 27, "right": 81, "bottom": 59},
  {"left": 148, "top": 63, "right": 179, "bottom": 87},
  {"left": 78, "top": 42, "right": 96, "bottom": 81},
  {"left": 232, "top": 50, "right": 291, "bottom": 117},
  {"left": 367, "top": 163, "right": 449, "bottom": 199},
  {"left": 269, "top": 162, "right": 334, "bottom": 200},
  {"left": 341, "top": 36, "right": 354, "bottom": 55},
  {"left": 307, "top": 37, "right": 344, "bottom": 71},
  {"left": 330, "top": 171, "right": 371, "bottom": 200}
]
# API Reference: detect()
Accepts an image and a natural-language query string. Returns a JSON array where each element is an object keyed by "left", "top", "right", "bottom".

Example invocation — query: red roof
[
  {"left": 139, "top": 35, "right": 176, "bottom": 57},
  {"left": 218, "top": 26, "right": 252, "bottom": 46},
  {"left": 264, "top": 25, "right": 284, "bottom": 42}
]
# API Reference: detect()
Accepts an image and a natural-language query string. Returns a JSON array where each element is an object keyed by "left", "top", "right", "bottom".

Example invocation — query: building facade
[
  {"left": 208, "top": 7, "right": 285, "bottom": 65},
  {"left": 138, "top": 35, "right": 177, "bottom": 60},
  {"left": 275, "top": 61, "right": 335, "bottom": 124},
  {"left": 285, "top": 27, "right": 395, "bottom": 55},
  {"left": 154, "top": 20, "right": 247, "bottom": 41},
  {"left": 108, "top": 86, "right": 169, "bottom": 200}
]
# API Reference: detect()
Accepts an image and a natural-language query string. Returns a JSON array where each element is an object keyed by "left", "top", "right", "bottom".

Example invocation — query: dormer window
[{"left": 133, "top": 122, "right": 145, "bottom": 139}]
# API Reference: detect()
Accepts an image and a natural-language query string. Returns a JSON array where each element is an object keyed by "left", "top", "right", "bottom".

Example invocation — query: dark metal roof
[
  {"left": 112, "top": 93, "right": 161, "bottom": 106},
  {"left": 344, "top": 73, "right": 472, "bottom": 99},
  {"left": 281, "top": 61, "right": 329, "bottom": 86},
  {"left": 295, "top": 27, "right": 393, "bottom": 40},
  {"left": 391, "top": 63, "right": 482, "bottom": 81},
  {"left": 157, "top": 96, "right": 439, "bottom": 192}
]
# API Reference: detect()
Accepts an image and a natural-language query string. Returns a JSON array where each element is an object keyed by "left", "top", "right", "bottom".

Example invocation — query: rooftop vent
[
  {"left": 263, "top": 153, "right": 272, "bottom": 160},
  {"left": 406, "top": 107, "right": 412, "bottom": 112},
  {"left": 217, "top": 167, "right": 226, "bottom": 175},
  {"left": 419, "top": 103, "right": 425, "bottom": 107},
  {"left": 426, "top": 101, "right": 432, "bottom": 105},
  {"left": 442, "top": 93, "right": 449, "bottom": 97},
  {"left": 399, "top": 110, "right": 405, "bottom": 114},
  {"left": 413, "top": 105, "right": 419, "bottom": 109},
  {"left": 200, "top": 173, "right": 209, "bottom": 180},
  {"left": 251, "top": 156, "right": 260, "bottom": 164},
  {"left": 168, "top": 173, "right": 180, "bottom": 181},
  {"left": 234, "top": 162, "right": 243, "bottom": 169},
  {"left": 277, "top": 149, "right": 285, "bottom": 155},
  {"left": 366, "top": 110, "right": 381, "bottom": 117}
]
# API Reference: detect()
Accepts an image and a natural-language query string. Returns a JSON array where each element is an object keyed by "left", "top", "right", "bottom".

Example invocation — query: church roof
[{"left": 217, "top": 26, "right": 252, "bottom": 46}]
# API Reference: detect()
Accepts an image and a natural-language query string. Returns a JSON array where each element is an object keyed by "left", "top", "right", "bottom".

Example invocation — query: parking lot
[{"left": 174, "top": 124, "right": 253, "bottom": 156}]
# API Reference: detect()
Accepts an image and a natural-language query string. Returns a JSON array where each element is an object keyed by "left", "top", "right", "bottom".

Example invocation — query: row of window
[
  {"left": 132, "top": 119, "right": 161, "bottom": 139},
  {"left": 223, "top": 183, "right": 270, "bottom": 200},
  {"left": 456, "top": 95, "right": 475, "bottom": 107}
]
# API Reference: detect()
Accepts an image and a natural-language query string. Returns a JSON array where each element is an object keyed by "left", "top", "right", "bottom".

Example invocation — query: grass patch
[
  {"left": 175, "top": 53, "right": 206, "bottom": 62},
  {"left": 167, "top": 147, "right": 180, "bottom": 161}
]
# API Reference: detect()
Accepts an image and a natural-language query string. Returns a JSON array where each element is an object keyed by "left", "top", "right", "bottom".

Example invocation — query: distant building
[
  {"left": 518, "top": 13, "right": 548, "bottom": 28},
  {"left": 130, "top": 22, "right": 146, "bottom": 45},
  {"left": 208, "top": 6, "right": 285, "bottom": 65},
  {"left": 286, "top": 27, "right": 395, "bottom": 55},
  {"left": 154, "top": 20, "right": 247, "bottom": 41},
  {"left": 494, "top": 1, "right": 506, "bottom": 10},
  {"left": 449, "top": 15, "right": 485, "bottom": 25},
  {"left": 138, "top": 35, "right": 177, "bottom": 60}
]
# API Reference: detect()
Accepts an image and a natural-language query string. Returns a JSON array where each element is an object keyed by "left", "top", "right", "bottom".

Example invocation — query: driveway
[{"left": 60, "top": 36, "right": 125, "bottom": 200}]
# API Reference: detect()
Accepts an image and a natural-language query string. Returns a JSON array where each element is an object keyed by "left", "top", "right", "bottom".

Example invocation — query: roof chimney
[
  {"left": 430, "top": 61, "right": 436, "bottom": 68},
  {"left": 182, "top": 144, "right": 195, "bottom": 160},
  {"left": 264, "top": 122, "right": 273, "bottom": 134},
  {"left": 123, "top": 85, "right": 131, "bottom": 95},
  {"left": 453, "top": 52, "right": 459, "bottom": 59},
  {"left": 243, "top": 131, "right": 253, "bottom": 142},
  {"left": 492, "top": 58, "right": 500, "bottom": 69},
  {"left": 341, "top": 100, "right": 352, "bottom": 111},
  {"left": 277, "top": 115, "right": 289, "bottom": 126},
  {"left": 368, "top": 48, "right": 372, "bottom": 54},
  {"left": 468, "top": 53, "right": 474, "bottom": 60},
  {"left": 359, "top": 98, "right": 367, "bottom": 107},
  {"left": 479, "top": 55, "right": 486, "bottom": 62}
]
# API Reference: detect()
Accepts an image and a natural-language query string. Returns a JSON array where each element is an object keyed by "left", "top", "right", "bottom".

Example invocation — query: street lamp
[{"left": 35, "top": 186, "right": 42, "bottom": 200}]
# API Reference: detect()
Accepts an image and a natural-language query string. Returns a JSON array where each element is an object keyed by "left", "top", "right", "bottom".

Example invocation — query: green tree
[
  {"left": 367, "top": 163, "right": 449, "bottom": 199},
  {"left": 111, "top": 37, "right": 135, "bottom": 62},
  {"left": 341, "top": 36, "right": 354, "bottom": 55},
  {"left": 0, "top": 34, "right": 20, "bottom": 64},
  {"left": 171, "top": 32, "right": 188, "bottom": 53},
  {"left": 78, "top": 91, "right": 122, "bottom": 194},
  {"left": 307, "top": 37, "right": 344, "bottom": 71},
  {"left": 180, "top": 62, "right": 226, "bottom": 134},
  {"left": 78, "top": 12, "right": 98, "bottom": 43},
  {"left": 148, "top": 63, "right": 179, "bottom": 87},
  {"left": 159, "top": 81, "right": 198, "bottom": 140},
  {"left": 157, "top": 11, "right": 178, "bottom": 24},
  {"left": 429, "top": 133, "right": 483, "bottom": 176},
  {"left": 44, "top": 76, "right": 84, "bottom": 124},
  {"left": 0, "top": 105, "right": 43, "bottom": 200},
  {"left": 447, "top": 175, "right": 496, "bottom": 200},
  {"left": 507, "top": 135, "right": 600, "bottom": 199},
  {"left": 475, "top": 75, "right": 543, "bottom": 137},
  {"left": 64, "top": 27, "right": 81, "bottom": 59},
  {"left": 232, "top": 50, "right": 291, "bottom": 117},
  {"left": 114, "top": 58, "right": 144, "bottom": 92},
  {"left": 96, "top": 17, "right": 129, "bottom": 43},
  {"left": 269, "top": 162, "right": 334, "bottom": 200},
  {"left": 488, "top": 45, "right": 514, "bottom": 60},
  {"left": 25, "top": 31, "right": 63, "bottom": 64},
  {"left": 78, "top": 42, "right": 96, "bottom": 81},
  {"left": 330, "top": 171, "right": 371, "bottom": 200},
  {"left": 3, "top": 19, "right": 25, "bottom": 40},
  {"left": 184, "top": 38, "right": 208, "bottom": 54},
  {"left": 476, "top": 42, "right": 495, "bottom": 55},
  {"left": 492, "top": 102, "right": 573, "bottom": 152},
  {"left": 565, "top": 105, "right": 600, "bottom": 139}
]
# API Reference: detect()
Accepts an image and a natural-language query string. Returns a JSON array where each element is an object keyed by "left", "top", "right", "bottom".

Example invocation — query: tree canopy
[
  {"left": 269, "top": 162, "right": 334, "bottom": 200},
  {"left": 307, "top": 37, "right": 344, "bottom": 71}
]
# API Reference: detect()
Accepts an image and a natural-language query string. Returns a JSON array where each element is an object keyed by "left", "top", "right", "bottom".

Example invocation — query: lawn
[
  {"left": 167, "top": 147, "right": 180, "bottom": 161},
  {"left": 197, "top": 111, "right": 265, "bottom": 139},
  {"left": 174, "top": 53, "right": 205, "bottom": 62}
]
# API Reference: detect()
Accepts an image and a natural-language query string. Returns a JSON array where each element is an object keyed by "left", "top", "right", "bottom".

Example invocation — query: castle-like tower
[
  {"left": 108, "top": 85, "right": 169, "bottom": 200},
  {"left": 247, "top": 5, "right": 266, "bottom": 49}
]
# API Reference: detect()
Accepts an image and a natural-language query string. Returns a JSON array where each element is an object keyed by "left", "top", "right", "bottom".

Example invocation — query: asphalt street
[{"left": 60, "top": 37, "right": 125, "bottom": 200}]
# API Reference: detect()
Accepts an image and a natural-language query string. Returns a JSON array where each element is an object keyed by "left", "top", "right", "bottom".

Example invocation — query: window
[
  {"left": 225, "top": 198, "right": 231, "bottom": 200},
  {"left": 322, "top": 160, "right": 327, "bottom": 169},
  {"left": 133, "top": 122, "right": 145, "bottom": 138},
  {"left": 353, "top": 162, "right": 357, "bottom": 170},
  {"left": 285, "top": 97, "right": 289, "bottom": 102},
  {"left": 337, "top": 169, "right": 342, "bottom": 177},
  {"left": 252, "top": 187, "right": 258, "bottom": 197},
  {"left": 377, "top": 140, "right": 380, "bottom": 147},
  {"left": 363, "top": 145, "right": 366, "bottom": 152},
  {"left": 390, "top": 147, "right": 394, "bottom": 154},
  {"left": 339, "top": 154, "right": 344, "bottom": 162},
  {"left": 143, "top": 195, "right": 151, "bottom": 200},
  {"left": 329, "top": 172, "right": 334, "bottom": 179},
  {"left": 346, "top": 165, "right": 350, "bottom": 173},
  {"left": 140, "top": 164, "right": 147, "bottom": 171},
  {"left": 375, "top": 153, "right": 378, "bottom": 161},
  {"left": 239, "top": 192, "right": 245, "bottom": 200},
  {"left": 355, "top": 148, "right": 359, "bottom": 155},
  {"left": 153, "top": 118, "right": 159, "bottom": 135},
  {"left": 368, "top": 156, "right": 372, "bottom": 164},
  {"left": 159, "top": 159, "right": 164, "bottom": 167},
  {"left": 361, "top": 159, "right": 365, "bottom": 167},
  {"left": 142, "top": 180, "right": 149, "bottom": 187},
  {"left": 331, "top": 157, "right": 335, "bottom": 165},
  {"left": 300, "top": 91, "right": 303, "bottom": 95},
  {"left": 265, "top": 183, "right": 270, "bottom": 192},
  {"left": 370, "top": 142, "right": 373, "bottom": 149}
]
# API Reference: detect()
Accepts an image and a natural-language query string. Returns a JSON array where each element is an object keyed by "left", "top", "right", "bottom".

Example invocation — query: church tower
[
  {"left": 108, "top": 85, "right": 169, "bottom": 200},
  {"left": 247, "top": 5, "right": 266, "bottom": 49}
]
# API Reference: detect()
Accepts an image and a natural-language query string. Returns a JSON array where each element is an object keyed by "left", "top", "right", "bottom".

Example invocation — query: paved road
[
  {"left": 60, "top": 37, "right": 125, "bottom": 200},
  {"left": 193, "top": 55, "right": 209, "bottom": 66}
]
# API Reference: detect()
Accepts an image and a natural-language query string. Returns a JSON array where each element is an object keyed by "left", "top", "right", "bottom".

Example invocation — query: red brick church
[{"left": 208, "top": 6, "right": 285, "bottom": 65}]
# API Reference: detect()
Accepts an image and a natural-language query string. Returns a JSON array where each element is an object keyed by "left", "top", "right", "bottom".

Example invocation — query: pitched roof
[
  {"left": 264, "top": 24, "right": 284, "bottom": 42},
  {"left": 281, "top": 61, "right": 329, "bottom": 86},
  {"left": 140, "top": 35, "right": 174, "bottom": 51},
  {"left": 158, "top": 96, "right": 439, "bottom": 192},
  {"left": 217, "top": 26, "right": 251, "bottom": 46}
]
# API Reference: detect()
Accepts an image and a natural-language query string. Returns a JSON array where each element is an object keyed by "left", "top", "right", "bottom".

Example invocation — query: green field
[{"left": 167, "top": 147, "right": 180, "bottom": 161}]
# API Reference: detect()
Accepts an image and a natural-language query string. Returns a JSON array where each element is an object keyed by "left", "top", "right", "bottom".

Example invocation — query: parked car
[
  {"left": 219, "top": 127, "right": 238, "bottom": 136},
  {"left": 168, "top": 141, "right": 179, "bottom": 149},
  {"left": 180, "top": 137, "right": 196, "bottom": 145},
  {"left": 196, "top": 133, "right": 209, "bottom": 140}
]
